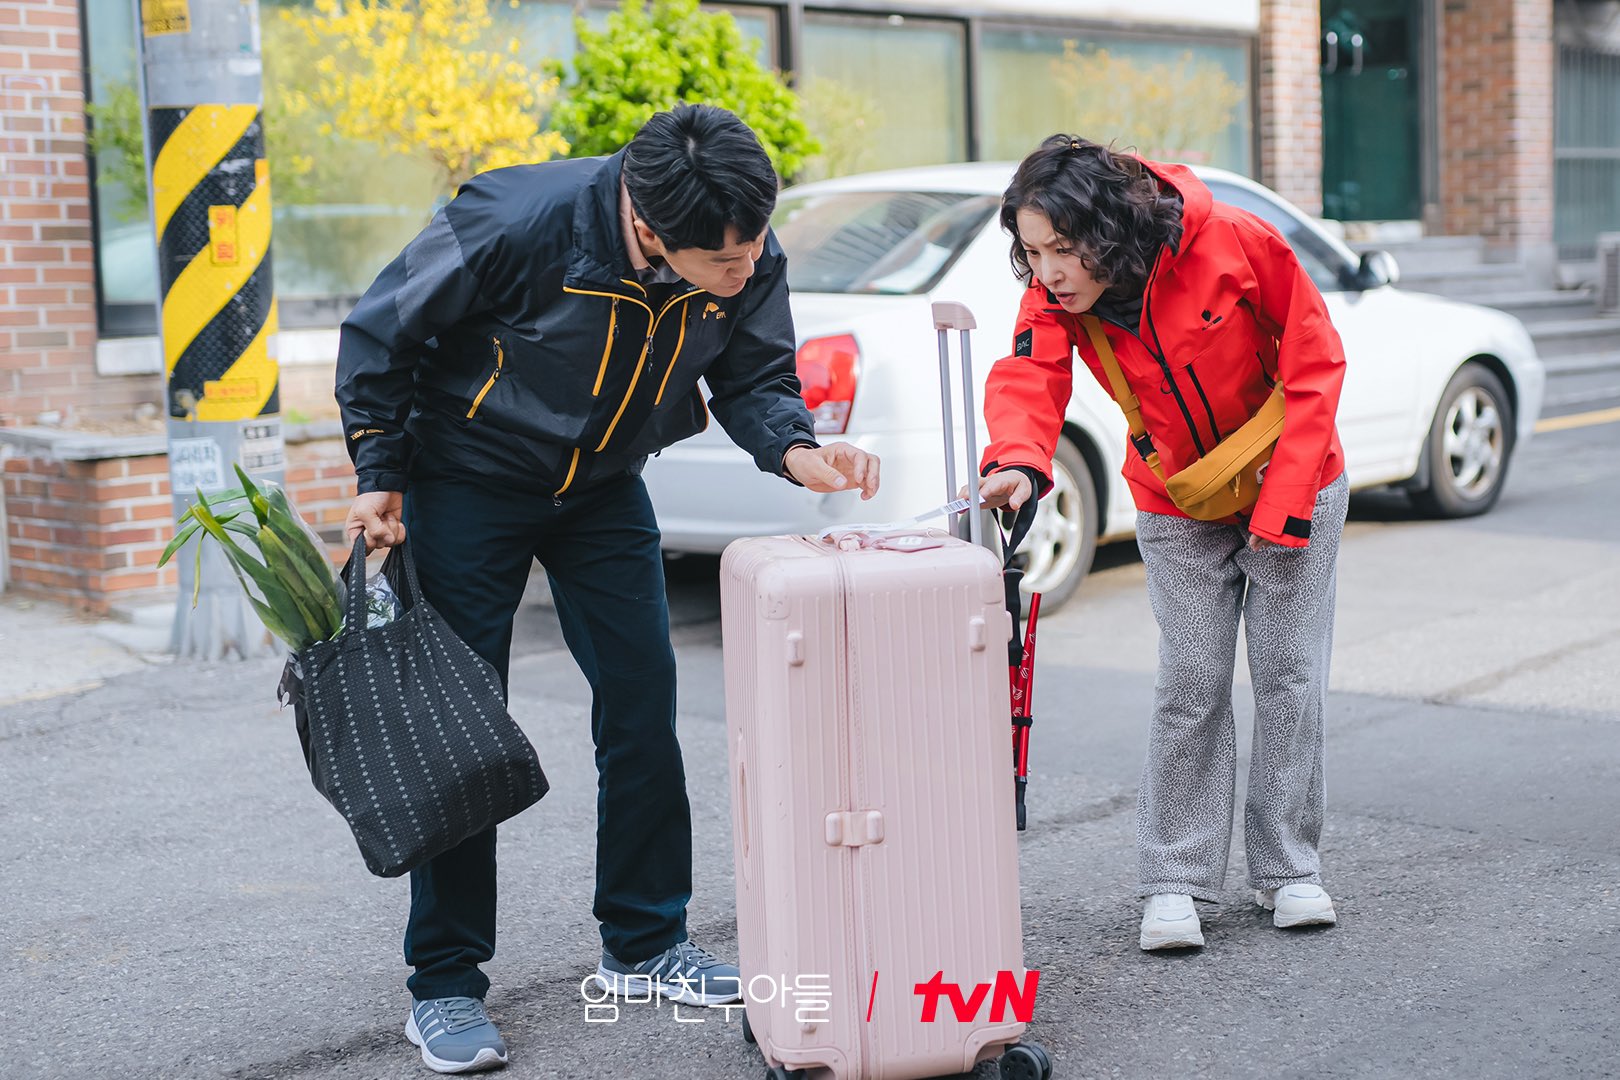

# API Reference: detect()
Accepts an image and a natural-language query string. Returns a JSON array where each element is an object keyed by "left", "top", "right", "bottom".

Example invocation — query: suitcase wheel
[
  {"left": 999, "top": 1041, "right": 1054, "bottom": 1080},
  {"left": 742, "top": 1008, "right": 755, "bottom": 1044},
  {"left": 764, "top": 1068, "right": 807, "bottom": 1080}
]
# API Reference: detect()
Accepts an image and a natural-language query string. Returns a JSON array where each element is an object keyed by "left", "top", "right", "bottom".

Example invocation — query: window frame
[
  {"left": 974, "top": 16, "right": 1258, "bottom": 175},
  {"left": 84, "top": 0, "right": 1260, "bottom": 338}
]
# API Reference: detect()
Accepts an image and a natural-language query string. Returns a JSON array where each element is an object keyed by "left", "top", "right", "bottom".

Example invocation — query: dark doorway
[{"left": 1321, "top": 0, "right": 1422, "bottom": 221}]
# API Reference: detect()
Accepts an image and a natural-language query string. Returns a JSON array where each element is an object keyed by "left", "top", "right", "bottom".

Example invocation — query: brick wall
[
  {"left": 1258, "top": 0, "right": 1323, "bottom": 216},
  {"left": 1438, "top": 0, "right": 1557, "bottom": 260},
  {"left": 282, "top": 438, "right": 360, "bottom": 551},
  {"left": 0, "top": 0, "right": 162, "bottom": 427},
  {"left": 2, "top": 436, "right": 358, "bottom": 613},
  {"left": 1, "top": 451, "right": 177, "bottom": 606}
]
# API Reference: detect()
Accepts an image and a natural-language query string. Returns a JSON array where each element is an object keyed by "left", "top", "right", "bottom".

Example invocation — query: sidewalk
[{"left": 0, "top": 593, "right": 171, "bottom": 727}]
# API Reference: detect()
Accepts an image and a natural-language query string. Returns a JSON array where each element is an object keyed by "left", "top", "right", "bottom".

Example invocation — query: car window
[
  {"left": 774, "top": 190, "right": 999, "bottom": 295},
  {"left": 1205, "top": 182, "right": 1355, "bottom": 293}
]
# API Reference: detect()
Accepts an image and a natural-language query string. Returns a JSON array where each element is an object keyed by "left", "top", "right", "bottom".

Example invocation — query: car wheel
[
  {"left": 1016, "top": 434, "right": 1098, "bottom": 612},
  {"left": 1410, "top": 363, "right": 1515, "bottom": 518}
]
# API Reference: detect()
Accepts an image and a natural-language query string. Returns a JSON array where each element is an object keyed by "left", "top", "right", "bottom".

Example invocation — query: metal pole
[
  {"left": 135, "top": 0, "right": 285, "bottom": 659},
  {"left": 958, "top": 329, "right": 982, "bottom": 548},
  {"left": 936, "top": 328, "right": 958, "bottom": 505}
]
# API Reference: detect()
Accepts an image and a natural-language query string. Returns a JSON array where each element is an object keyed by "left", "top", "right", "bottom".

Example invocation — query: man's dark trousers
[{"left": 400, "top": 460, "right": 692, "bottom": 1001}]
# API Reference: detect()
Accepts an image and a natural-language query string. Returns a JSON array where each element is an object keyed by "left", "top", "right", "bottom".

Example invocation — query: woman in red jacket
[{"left": 979, "top": 136, "right": 1349, "bottom": 951}]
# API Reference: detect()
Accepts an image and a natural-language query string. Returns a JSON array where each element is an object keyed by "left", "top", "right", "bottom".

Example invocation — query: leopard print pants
[{"left": 1134, "top": 473, "right": 1349, "bottom": 899}]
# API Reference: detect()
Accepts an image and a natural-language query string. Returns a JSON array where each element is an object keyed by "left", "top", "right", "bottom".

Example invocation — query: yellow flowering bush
[
  {"left": 1050, "top": 43, "right": 1245, "bottom": 165},
  {"left": 281, "top": 0, "right": 569, "bottom": 190}
]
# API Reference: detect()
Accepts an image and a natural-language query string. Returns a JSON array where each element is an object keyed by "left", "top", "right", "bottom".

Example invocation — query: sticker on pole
[
  {"left": 141, "top": 0, "right": 190, "bottom": 35},
  {"left": 169, "top": 437, "right": 226, "bottom": 493},
  {"left": 208, "top": 205, "right": 239, "bottom": 266},
  {"left": 240, "top": 419, "right": 285, "bottom": 473}
]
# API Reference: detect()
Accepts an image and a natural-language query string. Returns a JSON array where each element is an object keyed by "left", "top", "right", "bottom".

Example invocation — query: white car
[{"left": 645, "top": 163, "right": 1546, "bottom": 610}]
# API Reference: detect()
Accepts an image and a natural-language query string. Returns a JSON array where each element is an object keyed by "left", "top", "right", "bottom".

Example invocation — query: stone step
[
  {"left": 1543, "top": 350, "right": 1620, "bottom": 377},
  {"left": 1351, "top": 234, "right": 1487, "bottom": 274},
  {"left": 1526, "top": 317, "right": 1620, "bottom": 361},
  {"left": 1465, "top": 288, "right": 1597, "bottom": 325},
  {"left": 1399, "top": 262, "right": 1539, "bottom": 296}
]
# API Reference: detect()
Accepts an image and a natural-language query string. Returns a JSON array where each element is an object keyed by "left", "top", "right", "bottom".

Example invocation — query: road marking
[
  {"left": 0, "top": 679, "right": 105, "bottom": 709},
  {"left": 1534, "top": 406, "right": 1620, "bottom": 433}
]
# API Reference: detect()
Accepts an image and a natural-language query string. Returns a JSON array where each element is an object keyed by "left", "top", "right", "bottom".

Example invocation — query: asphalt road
[{"left": 1, "top": 377, "right": 1616, "bottom": 1080}]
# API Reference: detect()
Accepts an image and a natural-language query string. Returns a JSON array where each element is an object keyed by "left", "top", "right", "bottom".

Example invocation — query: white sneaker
[
  {"left": 1139, "top": 893, "right": 1205, "bottom": 951},
  {"left": 1256, "top": 883, "right": 1338, "bottom": 928}
]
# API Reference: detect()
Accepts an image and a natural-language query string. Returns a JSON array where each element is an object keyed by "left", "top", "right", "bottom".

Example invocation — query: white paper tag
[{"left": 816, "top": 498, "right": 971, "bottom": 541}]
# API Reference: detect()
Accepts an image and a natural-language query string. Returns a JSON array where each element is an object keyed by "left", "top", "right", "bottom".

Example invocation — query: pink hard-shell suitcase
[{"left": 720, "top": 304, "right": 1053, "bottom": 1080}]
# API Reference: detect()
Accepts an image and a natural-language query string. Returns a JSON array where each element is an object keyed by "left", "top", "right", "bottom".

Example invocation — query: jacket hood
[{"left": 1139, "top": 158, "right": 1213, "bottom": 256}]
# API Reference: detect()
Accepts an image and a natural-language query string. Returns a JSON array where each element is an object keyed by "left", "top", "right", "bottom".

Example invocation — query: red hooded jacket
[{"left": 981, "top": 161, "right": 1347, "bottom": 548}]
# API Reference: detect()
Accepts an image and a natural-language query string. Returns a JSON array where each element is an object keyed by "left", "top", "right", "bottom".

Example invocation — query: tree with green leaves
[{"left": 547, "top": 0, "right": 819, "bottom": 179}]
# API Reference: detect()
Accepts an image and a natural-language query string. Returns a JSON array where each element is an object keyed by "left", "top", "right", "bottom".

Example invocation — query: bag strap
[
  {"left": 1079, "top": 315, "right": 1169, "bottom": 485},
  {"left": 998, "top": 498, "right": 1037, "bottom": 567},
  {"left": 380, "top": 538, "right": 423, "bottom": 611},
  {"left": 340, "top": 535, "right": 425, "bottom": 635},
  {"left": 341, "top": 534, "right": 370, "bottom": 636}
]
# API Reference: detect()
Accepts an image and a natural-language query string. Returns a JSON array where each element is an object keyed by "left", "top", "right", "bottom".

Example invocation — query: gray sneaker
[
  {"left": 595, "top": 939, "right": 743, "bottom": 1007},
  {"left": 404, "top": 997, "right": 508, "bottom": 1074}
]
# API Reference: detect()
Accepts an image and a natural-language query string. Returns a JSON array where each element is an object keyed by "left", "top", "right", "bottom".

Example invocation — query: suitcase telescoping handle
[{"left": 931, "top": 301, "right": 982, "bottom": 548}]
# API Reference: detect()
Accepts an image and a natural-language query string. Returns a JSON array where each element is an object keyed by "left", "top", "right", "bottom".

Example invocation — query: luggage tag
[{"left": 817, "top": 498, "right": 969, "bottom": 552}]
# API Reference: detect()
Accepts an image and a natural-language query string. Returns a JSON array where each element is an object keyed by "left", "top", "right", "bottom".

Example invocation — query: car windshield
[{"left": 773, "top": 190, "right": 999, "bottom": 295}]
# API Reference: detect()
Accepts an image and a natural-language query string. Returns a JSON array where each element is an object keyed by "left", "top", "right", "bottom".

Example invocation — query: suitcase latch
[{"left": 825, "top": 810, "right": 885, "bottom": 847}]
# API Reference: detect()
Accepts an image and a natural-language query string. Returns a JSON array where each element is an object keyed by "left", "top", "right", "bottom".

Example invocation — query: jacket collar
[{"left": 565, "top": 149, "right": 637, "bottom": 290}]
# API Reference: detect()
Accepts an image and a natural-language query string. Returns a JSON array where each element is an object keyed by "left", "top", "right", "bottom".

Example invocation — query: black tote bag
[{"left": 277, "top": 536, "right": 549, "bottom": 877}]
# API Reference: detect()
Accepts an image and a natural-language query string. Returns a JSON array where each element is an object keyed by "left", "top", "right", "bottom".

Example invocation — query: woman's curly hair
[{"left": 1002, "top": 136, "right": 1184, "bottom": 296}]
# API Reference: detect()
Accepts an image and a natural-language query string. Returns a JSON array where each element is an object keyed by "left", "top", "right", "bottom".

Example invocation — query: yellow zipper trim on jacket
[
  {"left": 653, "top": 299, "right": 693, "bottom": 405},
  {"left": 466, "top": 336, "right": 504, "bottom": 418},
  {"left": 591, "top": 299, "right": 618, "bottom": 395},
  {"left": 554, "top": 447, "right": 582, "bottom": 498},
  {"left": 596, "top": 287, "right": 705, "bottom": 452},
  {"left": 562, "top": 284, "right": 653, "bottom": 395}
]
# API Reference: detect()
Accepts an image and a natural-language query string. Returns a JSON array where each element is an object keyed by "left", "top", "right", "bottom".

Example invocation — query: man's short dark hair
[{"left": 623, "top": 104, "right": 778, "bottom": 252}]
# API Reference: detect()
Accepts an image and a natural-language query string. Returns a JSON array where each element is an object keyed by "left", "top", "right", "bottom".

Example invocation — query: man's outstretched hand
[
  {"left": 784, "top": 443, "right": 880, "bottom": 500},
  {"left": 345, "top": 491, "right": 406, "bottom": 551}
]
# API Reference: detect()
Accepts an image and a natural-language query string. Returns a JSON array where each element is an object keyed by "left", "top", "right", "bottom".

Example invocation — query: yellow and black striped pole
[
  {"left": 150, "top": 104, "right": 280, "bottom": 425},
  {"left": 138, "top": 0, "right": 285, "bottom": 659}
]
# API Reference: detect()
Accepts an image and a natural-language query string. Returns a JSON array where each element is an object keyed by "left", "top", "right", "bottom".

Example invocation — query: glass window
[
  {"left": 260, "top": 0, "right": 584, "bottom": 306},
  {"left": 979, "top": 28, "right": 1252, "bottom": 176},
  {"left": 709, "top": 3, "right": 777, "bottom": 66},
  {"left": 85, "top": 0, "right": 157, "bottom": 319},
  {"left": 1205, "top": 181, "right": 1354, "bottom": 293},
  {"left": 798, "top": 13, "right": 967, "bottom": 181},
  {"left": 83, "top": 0, "right": 581, "bottom": 333},
  {"left": 774, "top": 190, "right": 997, "bottom": 294}
]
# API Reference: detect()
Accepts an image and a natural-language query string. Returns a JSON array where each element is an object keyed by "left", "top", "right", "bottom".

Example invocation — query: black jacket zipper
[
  {"left": 1140, "top": 257, "right": 1209, "bottom": 457},
  {"left": 1091, "top": 267, "right": 1210, "bottom": 457},
  {"left": 1184, "top": 363, "right": 1221, "bottom": 443}
]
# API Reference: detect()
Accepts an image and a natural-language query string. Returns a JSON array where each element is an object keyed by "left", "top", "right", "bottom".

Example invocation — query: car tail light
[{"left": 796, "top": 333, "right": 860, "bottom": 435}]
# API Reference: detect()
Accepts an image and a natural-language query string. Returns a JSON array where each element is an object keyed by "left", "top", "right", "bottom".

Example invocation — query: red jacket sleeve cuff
[
  {"left": 1247, "top": 500, "right": 1312, "bottom": 548},
  {"left": 981, "top": 456, "right": 1054, "bottom": 499}
]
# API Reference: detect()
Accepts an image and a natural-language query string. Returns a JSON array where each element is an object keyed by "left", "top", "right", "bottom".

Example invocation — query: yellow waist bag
[{"left": 1080, "top": 315, "right": 1285, "bottom": 521}]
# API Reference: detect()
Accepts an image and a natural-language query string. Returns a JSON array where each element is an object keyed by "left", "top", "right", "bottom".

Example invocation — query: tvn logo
[{"left": 913, "top": 970, "right": 1041, "bottom": 1023}]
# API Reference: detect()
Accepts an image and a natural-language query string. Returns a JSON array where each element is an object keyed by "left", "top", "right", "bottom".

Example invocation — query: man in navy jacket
[{"left": 337, "top": 104, "right": 878, "bottom": 1074}]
